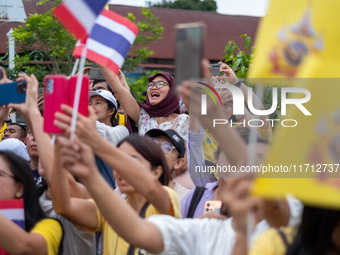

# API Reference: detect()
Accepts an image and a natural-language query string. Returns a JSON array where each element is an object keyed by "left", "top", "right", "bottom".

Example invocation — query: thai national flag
[
  {"left": 73, "top": 10, "right": 139, "bottom": 74},
  {"left": 0, "top": 199, "right": 25, "bottom": 229},
  {"left": 53, "top": 0, "right": 108, "bottom": 42},
  {"left": 0, "top": 199, "right": 25, "bottom": 255}
]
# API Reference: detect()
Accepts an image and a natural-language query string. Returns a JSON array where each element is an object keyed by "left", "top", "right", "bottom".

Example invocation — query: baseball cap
[
  {"left": 89, "top": 90, "right": 117, "bottom": 110},
  {"left": 0, "top": 138, "right": 29, "bottom": 161},
  {"left": 145, "top": 129, "right": 186, "bottom": 158}
]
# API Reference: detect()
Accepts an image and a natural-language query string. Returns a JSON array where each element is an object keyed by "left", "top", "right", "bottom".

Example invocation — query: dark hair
[
  {"left": 8, "top": 123, "right": 27, "bottom": 140},
  {"left": 286, "top": 206, "right": 340, "bottom": 255},
  {"left": 92, "top": 80, "right": 114, "bottom": 94},
  {"left": 0, "top": 151, "right": 46, "bottom": 231},
  {"left": 117, "top": 134, "right": 170, "bottom": 185},
  {"left": 107, "top": 101, "right": 118, "bottom": 127}
]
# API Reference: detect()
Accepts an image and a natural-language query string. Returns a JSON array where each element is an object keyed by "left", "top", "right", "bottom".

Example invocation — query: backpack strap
[
  {"left": 186, "top": 186, "right": 206, "bottom": 218},
  {"left": 126, "top": 202, "right": 150, "bottom": 255},
  {"left": 276, "top": 227, "right": 289, "bottom": 249}
]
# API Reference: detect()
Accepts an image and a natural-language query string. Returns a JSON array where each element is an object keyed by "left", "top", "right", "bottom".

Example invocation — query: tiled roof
[
  {"left": 0, "top": 1, "right": 260, "bottom": 62},
  {"left": 110, "top": 5, "right": 260, "bottom": 61}
]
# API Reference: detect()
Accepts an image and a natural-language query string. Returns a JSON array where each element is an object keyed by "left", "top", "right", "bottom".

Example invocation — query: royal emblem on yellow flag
[
  {"left": 249, "top": 0, "right": 340, "bottom": 79},
  {"left": 252, "top": 80, "right": 340, "bottom": 209}
]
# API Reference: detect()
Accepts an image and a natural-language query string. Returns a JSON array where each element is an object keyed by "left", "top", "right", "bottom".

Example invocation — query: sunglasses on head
[{"left": 150, "top": 137, "right": 180, "bottom": 157}]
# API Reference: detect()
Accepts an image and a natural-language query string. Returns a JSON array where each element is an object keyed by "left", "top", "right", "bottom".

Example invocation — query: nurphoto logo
[{"left": 198, "top": 81, "right": 312, "bottom": 128}]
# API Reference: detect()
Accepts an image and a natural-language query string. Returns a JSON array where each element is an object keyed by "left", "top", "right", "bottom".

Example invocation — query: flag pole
[
  {"left": 70, "top": 45, "right": 87, "bottom": 141},
  {"left": 246, "top": 85, "right": 265, "bottom": 248},
  {"left": 71, "top": 58, "right": 80, "bottom": 76}
]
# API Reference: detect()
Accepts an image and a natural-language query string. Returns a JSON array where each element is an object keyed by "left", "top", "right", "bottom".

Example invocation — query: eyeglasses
[
  {"left": 0, "top": 169, "right": 15, "bottom": 179},
  {"left": 150, "top": 137, "right": 179, "bottom": 156},
  {"left": 147, "top": 81, "right": 169, "bottom": 89}
]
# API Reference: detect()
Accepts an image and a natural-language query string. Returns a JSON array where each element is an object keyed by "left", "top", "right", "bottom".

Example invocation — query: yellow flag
[
  {"left": 104, "top": 4, "right": 109, "bottom": 10},
  {"left": 252, "top": 80, "right": 340, "bottom": 209},
  {"left": 249, "top": 0, "right": 340, "bottom": 79}
]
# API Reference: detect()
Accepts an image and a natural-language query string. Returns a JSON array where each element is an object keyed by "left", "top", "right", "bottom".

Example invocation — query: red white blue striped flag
[
  {"left": 0, "top": 199, "right": 25, "bottom": 255},
  {"left": 73, "top": 9, "right": 138, "bottom": 75},
  {"left": 53, "top": 0, "right": 108, "bottom": 42}
]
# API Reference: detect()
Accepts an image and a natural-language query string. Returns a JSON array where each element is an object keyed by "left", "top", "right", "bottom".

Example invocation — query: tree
[
  {"left": 147, "top": 0, "right": 217, "bottom": 12},
  {"left": 222, "top": 35, "right": 281, "bottom": 120},
  {"left": 222, "top": 34, "right": 255, "bottom": 79},
  {"left": 7, "top": 1, "right": 164, "bottom": 81},
  {"left": 10, "top": 8, "right": 76, "bottom": 82},
  {"left": 124, "top": 8, "right": 164, "bottom": 72}
]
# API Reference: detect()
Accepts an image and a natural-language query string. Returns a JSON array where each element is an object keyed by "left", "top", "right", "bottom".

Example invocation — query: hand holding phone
[
  {"left": 89, "top": 68, "right": 105, "bottom": 80},
  {"left": 0, "top": 80, "right": 27, "bottom": 106},
  {"left": 209, "top": 64, "right": 221, "bottom": 77},
  {"left": 175, "top": 22, "right": 206, "bottom": 85}
]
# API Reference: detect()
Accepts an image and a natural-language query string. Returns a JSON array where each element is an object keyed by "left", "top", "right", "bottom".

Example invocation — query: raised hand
[
  {"left": 8, "top": 73, "right": 39, "bottom": 119},
  {"left": 215, "top": 62, "right": 239, "bottom": 85},
  {"left": 117, "top": 69, "right": 130, "bottom": 91},
  {"left": 55, "top": 135, "right": 97, "bottom": 183},
  {"left": 54, "top": 105, "right": 99, "bottom": 147}
]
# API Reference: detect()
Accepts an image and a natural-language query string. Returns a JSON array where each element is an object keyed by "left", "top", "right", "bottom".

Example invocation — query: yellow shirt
[
  {"left": 31, "top": 218, "right": 63, "bottom": 255},
  {"left": 0, "top": 122, "right": 6, "bottom": 142},
  {"left": 116, "top": 113, "right": 125, "bottom": 126},
  {"left": 202, "top": 129, "right": 219, "bottom": 163},
  {"left": 88, "top": 186, "right": 181, "bottom": 255},
  {"left": 249, "top": 226, "right": 296, "bottom": 255}
]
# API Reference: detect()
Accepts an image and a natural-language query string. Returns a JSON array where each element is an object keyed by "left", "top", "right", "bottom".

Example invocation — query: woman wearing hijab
[{"left": 99, "top": 66, "right": 189, "bottom": 140}]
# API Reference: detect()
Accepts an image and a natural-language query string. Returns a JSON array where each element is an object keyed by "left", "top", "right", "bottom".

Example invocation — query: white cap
[
  {"left": 89, "top": 90, "right": 117, "bottom": 110},
  {"left": 0, "top": 138, "right": 29, "bottom": 161}
]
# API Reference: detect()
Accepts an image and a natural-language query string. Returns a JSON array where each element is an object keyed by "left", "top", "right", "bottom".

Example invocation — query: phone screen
[{"left": 175, "top": 23, "right": 205, "bottom": 86}]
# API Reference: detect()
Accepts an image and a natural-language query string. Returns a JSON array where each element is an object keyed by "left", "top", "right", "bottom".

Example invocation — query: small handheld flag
[
  {"left": 0, "top": 199, "right": 25, "bottom": 255},
  {"left": 73, "top": 10, "right": 139, "bottom": 74},
  {"left": 53, "top": 0, "right": 108, "bottom": 42}
]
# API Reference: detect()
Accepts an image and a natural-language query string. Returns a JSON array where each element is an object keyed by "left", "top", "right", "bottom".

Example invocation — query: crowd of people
[{"left": 0, "top": 59, "right": 339, "bottom": 255}]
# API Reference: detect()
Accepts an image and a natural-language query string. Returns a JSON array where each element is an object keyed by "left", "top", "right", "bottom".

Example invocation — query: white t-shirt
[
  {"left": 96, "top": 122, "right": 129, "bottom": 146},
  {"left": 147, "top": 215, "right": 269, "bottom": 255},
  {"left": 138, "top": 108, "right": 189, "bottom": 141}
]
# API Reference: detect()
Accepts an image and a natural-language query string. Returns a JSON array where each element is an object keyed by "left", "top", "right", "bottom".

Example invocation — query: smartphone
[
  {"left": 43, "top": 75, "right": 89, "bottom": 133},
  {"left": 0, "top": 80, "right": 27, "bottom": 106},
  {"left": 175, "top": 22, "right": 205, "bottom": 85},
  {"left": 210, "top": 64, "right": 221, "bottom": 77},
  {"left": 89, "top": 68, "right": 105, "bottom": 80},
  {"left": 203, "top": 200, "right": 222, "bottom": 214}
]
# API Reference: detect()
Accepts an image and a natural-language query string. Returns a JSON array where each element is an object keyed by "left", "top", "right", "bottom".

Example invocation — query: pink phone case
[
  {"left": 44, "top": 75, "right": 67, "bottom": 133},
  {"left": 67, "top": 76, "right": 89, "bottom": 117},
  {"left": 43, "top": 75, "right": 89, "bottom": 133}
]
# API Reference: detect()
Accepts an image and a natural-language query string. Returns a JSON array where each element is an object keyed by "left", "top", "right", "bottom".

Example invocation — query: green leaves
[
  {"left": 11, "top": 3, "right": 76, "bottom": 81},
  {"left": 221, "top": 34, "right": 254, "bottom": 78},
  {"left": 123, "top": 7, "right": 164, "bottom": 72},
  {"left": 224, "top": 41, "right": 232, "bottom": 52},
  {"left": 244, "top": 36, "right": 251, "bottom": 49},
  {"left": 147, "top": 0, "right": 217, "bottom": 12},
  {"left": 232, "top": 59, "right": 241, "bottom": 72}
]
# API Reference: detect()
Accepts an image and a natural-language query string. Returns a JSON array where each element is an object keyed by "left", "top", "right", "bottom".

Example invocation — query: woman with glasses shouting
[{"left": 99, "top": 66, "right": 189, "bottom": 141}]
